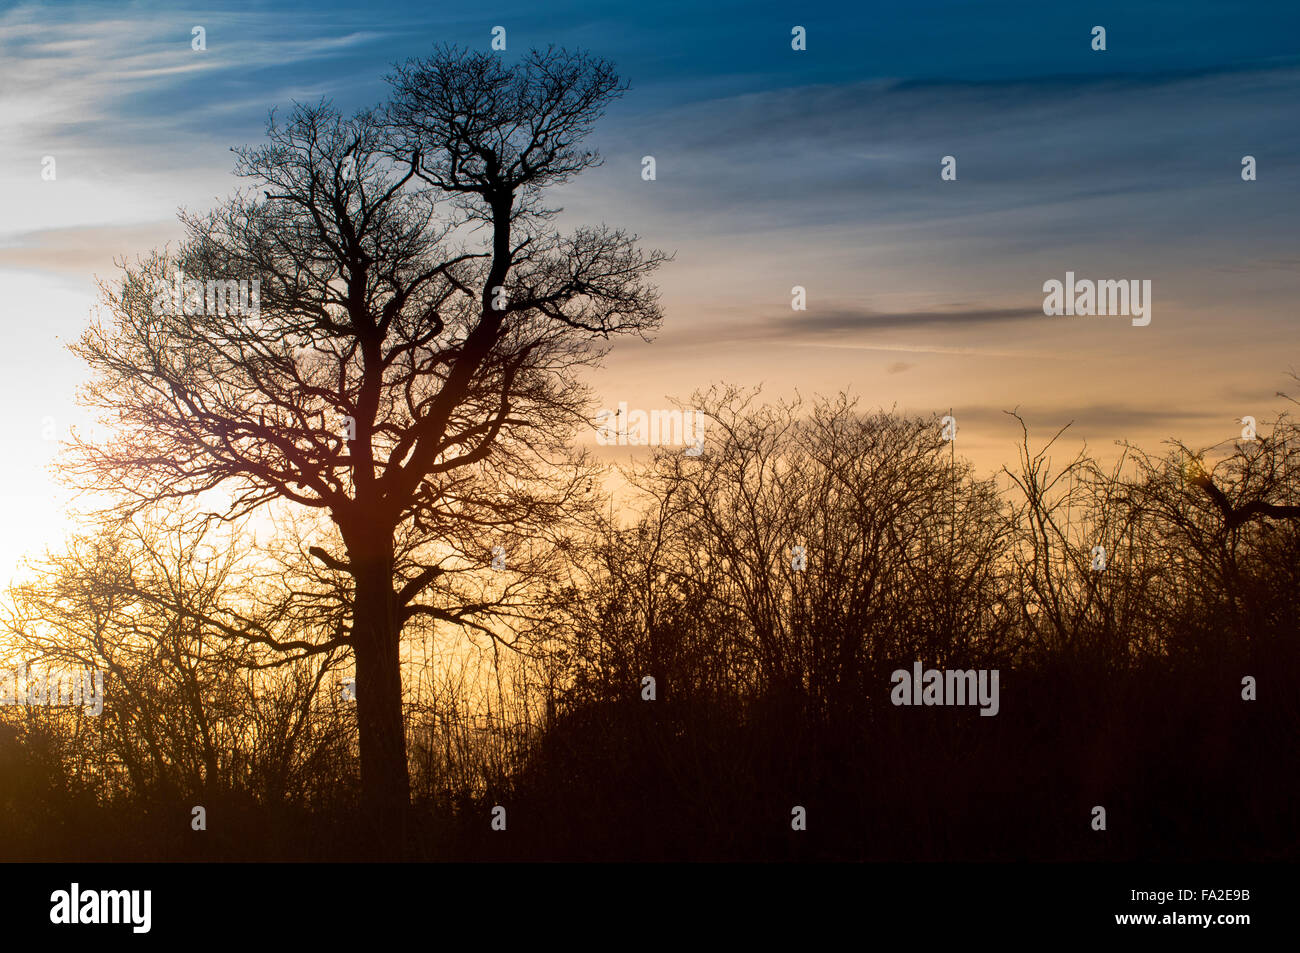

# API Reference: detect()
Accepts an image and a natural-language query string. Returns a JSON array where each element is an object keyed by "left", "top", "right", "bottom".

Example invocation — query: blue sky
[{"left": 1, "top": 0, "right": 1299, "bottom": 575}]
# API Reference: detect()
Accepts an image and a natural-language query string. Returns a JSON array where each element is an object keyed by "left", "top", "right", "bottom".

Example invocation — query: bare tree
[
  {"left": 69, "top": 45, "right": 666, "bottom": 848},
  {"left": 3, "top": 507, "right": 350, "bottom": 809},
  {"left": 554, "top": 389, "right": 1015, "bottom": 721}
]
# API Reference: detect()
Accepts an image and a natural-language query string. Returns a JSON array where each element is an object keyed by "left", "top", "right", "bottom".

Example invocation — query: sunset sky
[{"left": 2, "top": 0, "right": 1298, "bottom": 579}]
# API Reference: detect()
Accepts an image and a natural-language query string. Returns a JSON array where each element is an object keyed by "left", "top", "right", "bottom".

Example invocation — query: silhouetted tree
[
  {"left": 2, "top": 507, "right": 351, "bottom": 812},
  {"left": 69, "top": 45, "right": 665, "bottom": 849}
]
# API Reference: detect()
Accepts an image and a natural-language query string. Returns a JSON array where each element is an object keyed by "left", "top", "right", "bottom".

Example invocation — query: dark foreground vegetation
[{"left": 3, "top": 391, "right": 1296, "bottom": 861}]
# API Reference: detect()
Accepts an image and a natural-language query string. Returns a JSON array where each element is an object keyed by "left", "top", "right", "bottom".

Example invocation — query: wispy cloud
[
  {"left": 577, "top": 64, "right": 1300, "bottom": 256},
  {"left": 646, "top": 304, "right": 1054, "bottom": 358},
  {"left": 0, "top": 223, "right": 181, "bottom": 277},
  {"left": 955, "top": 402, "right": 1227, "bottom": 441},
  {"left": 795, "top": 307, "right": 1043, "bottom": 333}
]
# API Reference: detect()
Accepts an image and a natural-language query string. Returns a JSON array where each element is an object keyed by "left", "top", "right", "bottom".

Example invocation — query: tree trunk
[{"left": 352, "top": 560, "right": 411, "bottom": 858}]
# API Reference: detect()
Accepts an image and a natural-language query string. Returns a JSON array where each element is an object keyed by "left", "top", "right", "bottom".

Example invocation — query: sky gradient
[{"left": 2, "top": 0, "right": 1298, "bottom": 578}]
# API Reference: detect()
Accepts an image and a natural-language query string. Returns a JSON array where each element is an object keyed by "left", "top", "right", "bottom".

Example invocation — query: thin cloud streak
[{"left": 786, "top": 341, "right": 1062, "bottom": 360}]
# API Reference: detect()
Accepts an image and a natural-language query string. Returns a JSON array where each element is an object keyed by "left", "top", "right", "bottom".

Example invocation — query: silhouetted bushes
[{"left": 2, "top": 393, "right": 1296, "bottom": 860}]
